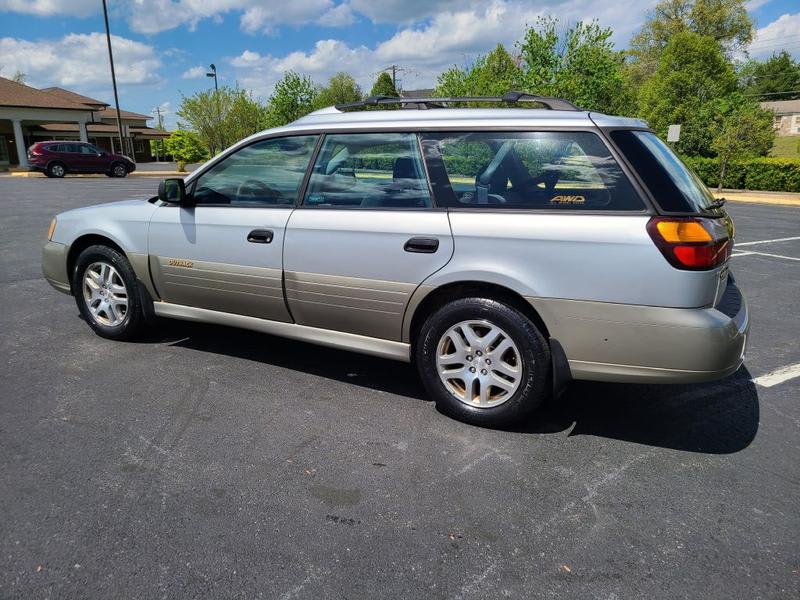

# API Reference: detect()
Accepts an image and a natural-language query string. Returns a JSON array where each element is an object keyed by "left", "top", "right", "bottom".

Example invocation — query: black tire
[
  {"left": 415, "top": 297, "right": 551, "bottom": 427},
  {"left": 110, "top": 162, "right": 128, "bottom": 178},
  {"left": 71, "top": 245, "right": 147, "bottom": 341},
  {"left": 47, "top": 162, "right": 66, "bottom": 178}
]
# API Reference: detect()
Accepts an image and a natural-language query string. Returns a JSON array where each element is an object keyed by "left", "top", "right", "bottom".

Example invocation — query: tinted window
[
  {"left": 421, "top": 131, "right": 644, "bottom": 210},
  {"left": 192, "top": 135, "right": 318, "bottom": 206},
  {"left": 45, "top": 144, "right": 63, "bottom": 152},
  {"left": 611, "top": 130, "right": 715, "bottom": 213},
  {"left": 303, "top": 133, "right": 431, "bottom": 209},
  {"left": 79, "top": 144, "right": 101, "bottom": 154}
]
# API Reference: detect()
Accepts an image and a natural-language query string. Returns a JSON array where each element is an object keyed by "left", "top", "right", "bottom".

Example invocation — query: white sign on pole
[{"left": 667, "top": 124, "right": 681, "bottom": 142}]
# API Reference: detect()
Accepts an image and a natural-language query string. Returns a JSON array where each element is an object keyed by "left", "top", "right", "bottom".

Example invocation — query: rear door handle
[
  {"left": 404, "top": 237, "right": 439, "bottom": 253},
  {"left": 247, "top": 229, "right": 274, "bottom": 244}
]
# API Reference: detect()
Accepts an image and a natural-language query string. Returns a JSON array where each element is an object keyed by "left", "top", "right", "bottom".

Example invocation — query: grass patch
[{"left": 769, "top": 136, "right": 800, "bottom": 158}]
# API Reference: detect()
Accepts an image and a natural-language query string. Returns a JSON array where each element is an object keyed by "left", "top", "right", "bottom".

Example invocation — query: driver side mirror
[{"left": 158, "top": 178, "right": 191, "bottom": 206}]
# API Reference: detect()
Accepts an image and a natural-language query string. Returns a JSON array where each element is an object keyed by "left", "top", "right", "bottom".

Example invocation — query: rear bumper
[
  {"left": 42, "top": 241, "right": 71, "bottom": 295},
  {"left": 530, "top": 278, "right": 749, "bottom": 384}
]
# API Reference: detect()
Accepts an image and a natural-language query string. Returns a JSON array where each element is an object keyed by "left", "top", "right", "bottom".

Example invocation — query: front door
[
  {"left": 283, "top": 132, "right": 454, "bottom": 341},
  {"left": 148, "top": 135, "right": 319, "bottom": 321}
]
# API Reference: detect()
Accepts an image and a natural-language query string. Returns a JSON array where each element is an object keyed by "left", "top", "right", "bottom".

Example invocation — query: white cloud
[
  {"left": 317, "top": 3, "right": 355, "bottom": 27},
  {"left": 0, "top": 0, "right": 97, "bottom": 16},
  {"left": 748, "top": 13, "right": 800, "bottom": 58},
  {"left": 227, "top": 0, "right": 660, "bottom": 98},
  {"left": 0, "top": 32, "right": 161, "bottom": 88},
  {"left": 181, "top": 65, "right": 207, "bottom": 79}
]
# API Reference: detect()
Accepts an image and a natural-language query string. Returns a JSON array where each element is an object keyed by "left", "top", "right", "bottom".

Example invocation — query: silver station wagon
[{"left": 42, "top": 93, "right": 748, "bottom": 426}]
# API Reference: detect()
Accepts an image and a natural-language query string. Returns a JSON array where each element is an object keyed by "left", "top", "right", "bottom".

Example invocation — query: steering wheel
[{"left": 235, "top": 179, "right": 284, "bottom": 203}]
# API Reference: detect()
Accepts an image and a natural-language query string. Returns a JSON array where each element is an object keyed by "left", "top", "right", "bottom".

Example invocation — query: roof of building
[
  {"left": 0, "top": 77, "right": 96, "bottom": 111},
  {"left": 41, "top": 87, "right": 108, "bottom": 108},
  {"left": 760, "top": 99, "right": 800, "bottom": 114},
  {"left": 37, "top": 123, "right": 168, "bottom": 137},
  {"left": 95, "top": 106, "right": 152, "bottom": 121}
]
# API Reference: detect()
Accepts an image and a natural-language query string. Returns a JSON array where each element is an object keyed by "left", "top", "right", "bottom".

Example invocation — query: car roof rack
[{"left": 335, "top": 91, "right": 581, "bottom": 112}]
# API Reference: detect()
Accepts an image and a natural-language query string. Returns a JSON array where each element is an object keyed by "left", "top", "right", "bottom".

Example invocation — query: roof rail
[{"left": 335, "top": 91, "right": 581, "bottom": 112}]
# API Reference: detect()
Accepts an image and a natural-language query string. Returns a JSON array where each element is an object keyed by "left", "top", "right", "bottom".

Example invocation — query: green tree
[
  {"left": 740, "top": 51, "right": 800, "bottom": 101},
  {"left": 176, "top": 85, "right": 267, "bottom": 155},
  {"left": 711, "top": 96, "right": 775, "bottom": 188},
  {"left": 627, "top": 0, "right": 753, "bottom": 87},
  {"left": 369, "top": 72, "right": 399, "bottom": 98},
  {"left": 264, "top": 71, "right": 318, "bottom": 128},
  {"left": 436, "top": 44, "right": 524, "bottom": 100},
  {"left": 638, "top": 31, "right": 737, "bottom": 155},
  {"left": 517, "top": 18, "right": 633, "bottom": 113},
  {"left": 165, "top": 129, "right": 208, "bottom": 171},
  {"left": 314, "top": 72, "right": 362, "bottom": 109}
]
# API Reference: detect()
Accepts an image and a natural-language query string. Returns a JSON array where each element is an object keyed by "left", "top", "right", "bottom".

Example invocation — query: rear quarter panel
[{"left": 432, "top": 212, "right": 721, "bottom": 308}]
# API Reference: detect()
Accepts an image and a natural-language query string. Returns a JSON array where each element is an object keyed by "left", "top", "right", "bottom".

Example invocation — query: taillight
[{"left": 647, "top": 217, "right": 731, "bottom": 270}]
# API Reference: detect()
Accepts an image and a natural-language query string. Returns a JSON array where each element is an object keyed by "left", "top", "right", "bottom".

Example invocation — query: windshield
[{"left": 611, "top": 130, "right": 717, "bottom": 213}]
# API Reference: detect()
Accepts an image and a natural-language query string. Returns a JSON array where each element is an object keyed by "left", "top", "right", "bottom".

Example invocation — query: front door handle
[
  {"left": 247, "top": 229, "right": 274, "bottom": 244},
  {"left": 404, "top": 237, "right": 439, "bottom": 253}
]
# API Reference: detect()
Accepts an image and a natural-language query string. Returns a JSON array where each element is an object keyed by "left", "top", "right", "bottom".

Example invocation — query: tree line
[{"left": 168, "top": 0, "right": 800, "bottom": 184}]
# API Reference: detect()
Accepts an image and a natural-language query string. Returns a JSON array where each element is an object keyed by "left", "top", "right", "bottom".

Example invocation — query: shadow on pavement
[{"left": 141, "top": 319, "right": 759, "bottom": 455}]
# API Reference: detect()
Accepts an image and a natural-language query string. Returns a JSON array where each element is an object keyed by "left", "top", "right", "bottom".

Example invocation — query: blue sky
[{"left": 1, "top": 0, "right": 798, "bottom": 129}]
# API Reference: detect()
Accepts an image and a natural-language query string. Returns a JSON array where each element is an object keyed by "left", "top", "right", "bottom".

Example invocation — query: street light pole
[
  {"left": 206, "top": 64, "right": 218, "bottom": 91},
  {"left": 102, "top": 0, "right": 126, "bottom": 158}
]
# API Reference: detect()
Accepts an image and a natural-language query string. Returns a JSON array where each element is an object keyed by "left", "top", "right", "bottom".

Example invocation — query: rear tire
[
  {"left": 110, "top": 162, "right": 128, "bottom": 178},
  {"left": 415, "top": 297, "right": 551, "bottom": 427},
  {"left": 47, "top": 162, "right": 66, "bottom": 178},
  {"left": 72, "top": 245, "right": 146, "bottom": 341}
]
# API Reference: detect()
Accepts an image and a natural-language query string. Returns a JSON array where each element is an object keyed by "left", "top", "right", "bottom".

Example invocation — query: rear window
[
  {"left": 420, "top": 131, "right": 644, "bottom": 210},
  {"left": 610, "top": 130, "right": 716, "bottom": 213}
]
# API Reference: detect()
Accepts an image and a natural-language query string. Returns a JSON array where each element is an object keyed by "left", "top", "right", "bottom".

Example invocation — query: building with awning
[{"left": 0, "top": 77, "right": 168, "bottom": 168}]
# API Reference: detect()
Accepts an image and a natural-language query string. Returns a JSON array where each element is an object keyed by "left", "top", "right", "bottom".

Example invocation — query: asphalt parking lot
[{"left": 1, "top": 176, "right": 798, "bottom": 599}]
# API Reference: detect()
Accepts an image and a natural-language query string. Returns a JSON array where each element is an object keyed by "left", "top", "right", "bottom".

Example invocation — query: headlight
[{"left": 47, "top": 218, "right": 57, "bottom": 241}]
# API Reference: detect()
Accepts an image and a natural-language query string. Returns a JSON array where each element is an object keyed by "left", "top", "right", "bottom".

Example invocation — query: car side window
[
  {"left": 420, "top": 131, "right": 644, "bottom": 211},
  {"left": 303, "top": 133, "right": 432, "bottom": 209},
  {"left": 79, "top": 144, "right": 99, "bottom": 154},
  {"left": 192, "top": 135, "right": 319, "bottom": 207}
]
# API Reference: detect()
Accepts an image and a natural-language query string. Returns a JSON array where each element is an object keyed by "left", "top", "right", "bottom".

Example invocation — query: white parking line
[
  {"left": 731, "top": 250, "right": 800, "bottom": 262},
  {"left": 736, "top": 236, "right": 800, "bottom": 247},
  {"left": 753, "top": 363, "right": 800, "bottom": 387}
]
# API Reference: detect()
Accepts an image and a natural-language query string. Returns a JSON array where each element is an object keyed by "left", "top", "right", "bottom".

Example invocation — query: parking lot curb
[{"left": 4, "top": 171, "right": 187, "bottom": 178}]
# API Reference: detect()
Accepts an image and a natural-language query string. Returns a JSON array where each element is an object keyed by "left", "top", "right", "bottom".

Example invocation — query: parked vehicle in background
[
  {"left": 27, "top": 141, "right": 135, "bottom": 178},
  {"left": 41, "top": 93, "right": 749, "bottom": 427}
]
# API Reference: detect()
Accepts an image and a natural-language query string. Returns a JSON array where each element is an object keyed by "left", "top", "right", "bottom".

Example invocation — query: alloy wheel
[
  {"left": 435, "top": 319, "right": 524, "bottom": 407},
  {"left": 82, "top": 261, "right": 128, "bottom": 327}
]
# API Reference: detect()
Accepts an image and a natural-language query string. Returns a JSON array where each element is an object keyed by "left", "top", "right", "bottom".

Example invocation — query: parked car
[
  {"left": 41, "top": 93, "right": 748, "bottom": 427},
  {"left": 27, "top": 141, "right": 135, "bottom": 178}
]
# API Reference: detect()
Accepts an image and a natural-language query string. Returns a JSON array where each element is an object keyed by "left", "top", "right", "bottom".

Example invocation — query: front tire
[
  {"left": 72, "top": 245, "right": 146, "bottom": 340},
  {"left": 415, "top": 297, "right": 551, "bottom": 427}
]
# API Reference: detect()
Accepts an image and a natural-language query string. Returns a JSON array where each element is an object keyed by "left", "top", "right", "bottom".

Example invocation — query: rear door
[
  {"left": 148, "top": 135, "right": 319, "bottom": 321},
  {"left": 283, "top": 132, "right": 453, "bottom": 341}
]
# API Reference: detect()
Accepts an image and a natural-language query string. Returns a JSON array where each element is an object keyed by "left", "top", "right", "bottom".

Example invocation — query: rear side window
[
  {"left": 610, "top": 130, "right": 715, "bottom": 213},
  {"left": 420, "top": 131, "right": 644, "bottom": 210},
  {"left": 303, "top": 133, "right": 432, "bottom": 209}
]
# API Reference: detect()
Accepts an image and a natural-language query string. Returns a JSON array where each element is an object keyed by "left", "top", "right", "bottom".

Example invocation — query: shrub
[{"left": 683, "top": 156, "right": 800, "bottom": 192}]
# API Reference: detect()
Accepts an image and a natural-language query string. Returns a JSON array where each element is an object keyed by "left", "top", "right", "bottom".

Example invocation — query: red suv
[{"left": 27, "top": 141, "right": 136, "bottom": 178}]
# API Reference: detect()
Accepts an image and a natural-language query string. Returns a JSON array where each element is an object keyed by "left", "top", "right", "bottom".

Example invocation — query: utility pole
[
  {"left": 152, "top": 106, "right": 165, "bottom": 162},
  {"left": 102, "top": 0, "right": 126, "bottom": 159}
]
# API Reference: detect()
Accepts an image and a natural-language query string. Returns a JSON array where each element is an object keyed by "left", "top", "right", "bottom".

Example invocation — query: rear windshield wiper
[{"left": 706, "top": 198, "right": 726, "bottom": 211}]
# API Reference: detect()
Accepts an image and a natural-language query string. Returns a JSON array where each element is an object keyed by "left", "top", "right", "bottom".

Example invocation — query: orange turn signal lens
[
  {"left": 654, "top": 220, "right": 712, "bottom": 243},
  {"left": 47, "top": 218, "right": 57, "bottom": 241}
]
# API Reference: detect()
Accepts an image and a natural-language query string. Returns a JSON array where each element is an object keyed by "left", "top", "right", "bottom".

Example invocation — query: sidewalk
[{"left": 713, "top": 189, "right": 800, "bottom": 207}]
